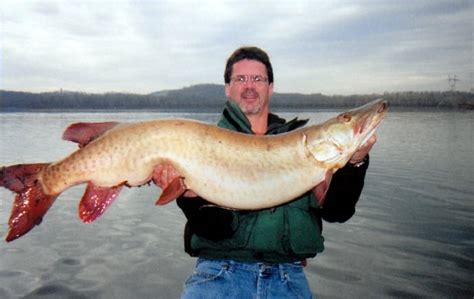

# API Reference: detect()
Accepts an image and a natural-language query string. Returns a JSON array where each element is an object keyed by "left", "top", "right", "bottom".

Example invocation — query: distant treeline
[{"left": 1, "top": 84, "right": 473, "bottom": 112}]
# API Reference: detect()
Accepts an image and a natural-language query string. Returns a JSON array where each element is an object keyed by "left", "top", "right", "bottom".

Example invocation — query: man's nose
[{"left": 242, "top": 79, "right": 256, "bottom": 86}]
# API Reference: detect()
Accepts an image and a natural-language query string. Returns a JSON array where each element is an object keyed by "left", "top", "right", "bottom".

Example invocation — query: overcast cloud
[{"left": 1, "top": 0, "right": 472, "bottom": 95}]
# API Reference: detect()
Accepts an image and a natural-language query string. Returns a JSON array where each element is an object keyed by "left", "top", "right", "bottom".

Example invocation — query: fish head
[{"left": 304, "top": 99, "right": 388, "bottom": 168}]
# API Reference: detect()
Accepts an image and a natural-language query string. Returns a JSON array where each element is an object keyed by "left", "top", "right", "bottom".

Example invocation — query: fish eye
[{"left": 337, "top": 113, "right": 351, "bottom": 122}]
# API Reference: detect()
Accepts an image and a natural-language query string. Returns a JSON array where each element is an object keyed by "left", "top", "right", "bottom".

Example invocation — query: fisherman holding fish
[
  {"left": 1, "top": 46, "right": 384, "bottom": 297},
  {"left": 155, "top": 47, "right": 376, "bottom": 298}
]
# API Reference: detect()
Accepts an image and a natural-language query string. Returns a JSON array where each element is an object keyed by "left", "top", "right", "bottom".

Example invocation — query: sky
[{"left": 1, "top": 0, "right": 473, "bottom": 95}]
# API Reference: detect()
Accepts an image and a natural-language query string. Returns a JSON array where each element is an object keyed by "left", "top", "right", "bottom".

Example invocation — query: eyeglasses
[{"left": 230, "top": 75, "right": 269, "bottom": 85}]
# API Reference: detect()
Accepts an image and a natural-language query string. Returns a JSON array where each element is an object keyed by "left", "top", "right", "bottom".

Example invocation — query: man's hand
[
  {"left": 153, "top": 163, "right": 197, "bottom": 197},
  {"left": 349, "top": 135, "right": 376, "bottom": 164}
]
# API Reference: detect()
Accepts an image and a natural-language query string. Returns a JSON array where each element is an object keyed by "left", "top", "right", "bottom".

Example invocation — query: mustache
[{"left": 241, "top": 88, "right": 259, "bottom": 98}]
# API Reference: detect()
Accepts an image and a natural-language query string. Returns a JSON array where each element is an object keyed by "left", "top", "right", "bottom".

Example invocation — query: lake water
[{"left": 0, "top": 110, "right": 473, "bottom": 298}]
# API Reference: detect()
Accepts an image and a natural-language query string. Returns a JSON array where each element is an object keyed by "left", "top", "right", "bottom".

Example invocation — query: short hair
[{"left": 224, "top": 46, "right": 274, "bottom": 84}]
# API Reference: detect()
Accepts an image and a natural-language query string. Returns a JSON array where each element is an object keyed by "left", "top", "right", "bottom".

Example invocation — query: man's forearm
[{"left": 320, "top": 155, "right": 369, "bottom": 223}]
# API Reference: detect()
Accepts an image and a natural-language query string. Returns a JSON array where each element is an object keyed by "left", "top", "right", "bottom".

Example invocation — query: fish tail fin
[{"left": 0, "top": 163, "right": 58, "bottom": 242}]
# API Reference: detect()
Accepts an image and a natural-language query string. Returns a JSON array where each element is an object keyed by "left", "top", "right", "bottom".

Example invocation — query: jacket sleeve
[{"left": 320, "top": 155, "right": 369, "bottom": 223}]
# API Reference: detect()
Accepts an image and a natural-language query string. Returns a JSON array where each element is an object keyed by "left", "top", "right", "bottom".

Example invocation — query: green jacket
[{"left": 177, "top": 101, "right": 368, "bottom": 263}]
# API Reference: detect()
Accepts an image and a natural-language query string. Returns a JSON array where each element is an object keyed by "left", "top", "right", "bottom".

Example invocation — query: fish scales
[{"left": 42, "top": 119, "right": 318, "bottom": 209}]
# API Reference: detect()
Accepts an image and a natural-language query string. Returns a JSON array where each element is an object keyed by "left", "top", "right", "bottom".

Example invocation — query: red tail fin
[{"left": 0, "top": 164, "right": 58, "bottom": 242}]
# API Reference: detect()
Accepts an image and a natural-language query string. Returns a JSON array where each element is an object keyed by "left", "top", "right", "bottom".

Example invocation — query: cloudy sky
[{"left": 2, "top": 0, "right": 472, "bottom": 95}]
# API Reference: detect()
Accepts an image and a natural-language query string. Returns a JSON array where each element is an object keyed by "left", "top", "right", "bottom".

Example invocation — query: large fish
[{"left": 0, "top": 99, "right": 388, "bottom": 242}]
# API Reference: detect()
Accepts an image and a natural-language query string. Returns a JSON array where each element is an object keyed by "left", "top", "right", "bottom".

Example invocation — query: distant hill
[
  {"left": 149, "top": 84, "right": 226, "bottom": 110},
  {"left": 1, "top": 84, "right": 473, "bottom": 111}
]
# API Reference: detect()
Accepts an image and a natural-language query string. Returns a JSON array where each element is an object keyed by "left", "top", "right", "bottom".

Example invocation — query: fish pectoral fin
[
  {"left": 79, "top": 182, "right": 123, "bottom": 223},
  {"left": 62, "top": 122, "right": 119, "bottom": 147},
  {"left": 313, "top": 171, "right": 333, "bottom": 206},
  {"left": 156, "top": 177, "right": 186, "bottom": 206}
]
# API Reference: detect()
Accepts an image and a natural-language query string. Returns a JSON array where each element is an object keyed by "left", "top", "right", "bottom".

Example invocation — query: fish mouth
[
  {"left": 360, "top": 125, "right": 378, "bottom": 146},
  {"left": 354, "top": 99, "right": 388, "bottom": 146},
  {"left": 343, "top": 99, "right": 388, "bottom": 128}
]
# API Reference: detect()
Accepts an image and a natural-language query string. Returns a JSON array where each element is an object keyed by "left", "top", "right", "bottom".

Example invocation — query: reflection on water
[{"left": 0, "top": 110, "right": 473, "bottom": 298}]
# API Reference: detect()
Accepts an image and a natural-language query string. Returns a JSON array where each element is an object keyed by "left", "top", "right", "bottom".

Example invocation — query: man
[{"left": 155, "top": 46, "right": 375, "bottom": 298}]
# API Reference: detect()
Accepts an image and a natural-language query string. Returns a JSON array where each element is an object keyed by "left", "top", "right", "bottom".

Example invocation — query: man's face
[{"left": 225, "top": 59, "right": 273, "bottom": 116}]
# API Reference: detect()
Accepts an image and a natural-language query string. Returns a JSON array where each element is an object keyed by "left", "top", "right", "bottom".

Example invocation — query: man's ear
[
  {"left": 268, "top": 83, "right": 274, "bottom": 98},
  {"left": 224, "top": 84, "right": 230, "bottom": 98}
]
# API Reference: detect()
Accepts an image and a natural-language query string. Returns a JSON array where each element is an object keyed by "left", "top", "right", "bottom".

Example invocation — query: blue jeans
[{"left": 181, "top": 258, "right": 313, "bottom": 299}]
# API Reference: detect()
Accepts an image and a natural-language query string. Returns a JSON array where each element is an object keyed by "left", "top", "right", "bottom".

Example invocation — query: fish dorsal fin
[
  {"left": 79, "top": 182, "right": 123, "bottom": 223},
  {"left": 62, "top": 122, "right": 119, "bottom": 147}
]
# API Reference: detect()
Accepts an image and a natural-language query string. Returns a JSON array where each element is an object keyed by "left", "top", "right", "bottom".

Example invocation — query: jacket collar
[{"left": 220, "top": 100, "right": 309, "bottom": 135}]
